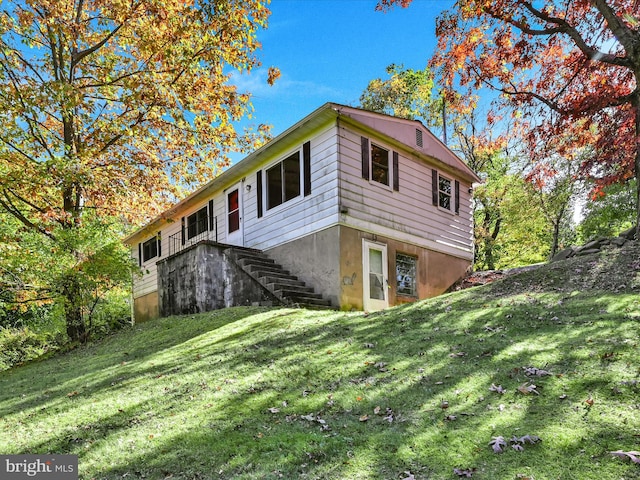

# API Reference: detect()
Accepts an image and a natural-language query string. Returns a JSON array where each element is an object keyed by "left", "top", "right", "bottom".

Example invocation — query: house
[{"left": 124, "top": 103, "right": 481, "bottom": 321}]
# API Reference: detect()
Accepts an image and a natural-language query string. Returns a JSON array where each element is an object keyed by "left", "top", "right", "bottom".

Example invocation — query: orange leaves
[{"left": 1, "top": 0, "right": 276, "bottom": 226}]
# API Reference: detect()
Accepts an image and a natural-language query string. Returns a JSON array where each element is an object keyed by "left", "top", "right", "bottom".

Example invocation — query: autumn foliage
[
  {"left": 379, "top": 0, "right": 640, "bottom": 233},
  {"left": 0, "top": 0, "right": 277, "bottom": 339}
]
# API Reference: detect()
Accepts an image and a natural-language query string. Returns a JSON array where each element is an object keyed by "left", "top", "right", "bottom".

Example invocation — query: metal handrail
[{"left": 167, "top": 216, "right": 218, "bottom": 257}]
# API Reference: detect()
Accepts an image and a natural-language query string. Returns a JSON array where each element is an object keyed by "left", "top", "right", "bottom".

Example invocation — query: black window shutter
[
  {"left": 256, "top": 170, "right": 263, "bottom": 218},
  {"left": 392, "top": 151, "right": 399, "bottom": 191},
  {"left": 157, "top": 233, "right": 162, "bottom": 257},
  {"left": 138, "top": 242, "right": 142, "bottom": 266},
  {"left": 208, "top": 199, "right": 214, "bottom": 231},
  {"left": 181, "top": 217, "right": 185, "bottom": 245},
  {"left": 431, "top": 169, "right": 438, "bottom": 206},
  {"left": 455, "top": 180, "right": 460, "bottom": 215},
  {"left": 361, "top": 136, "right": 370, "bottom": 180},
  {"left": 303, "top": 141, "right": 311, "bottom": 196}
]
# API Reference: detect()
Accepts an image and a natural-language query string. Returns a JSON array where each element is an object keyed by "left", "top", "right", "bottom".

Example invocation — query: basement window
[{"left": 396, "top": 253, "right": 417, "bottom": 297}]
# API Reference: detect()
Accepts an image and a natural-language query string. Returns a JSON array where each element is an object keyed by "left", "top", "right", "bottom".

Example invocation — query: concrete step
[
  {"left": 274, "top": 288, "right": 323, "bottom": 300},
  {"left": 235, "top": 256, "right": 276, "bottom": 269},
  {"left": 260, "top": 276, "right": 307, "bottom": 288},
  {"left": 250, "top": 267, "right": 295, "bottom": 279},
  {"left": 271, "top": 284, "right": 315, "bottom": 296},
  {"left": 287, "top": 296, "right": 333, "bottom": 308}
]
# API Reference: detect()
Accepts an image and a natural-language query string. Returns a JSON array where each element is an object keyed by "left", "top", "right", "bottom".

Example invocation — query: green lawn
[{"left": 1, "top": 247, "right": 639, "bottom": 479}]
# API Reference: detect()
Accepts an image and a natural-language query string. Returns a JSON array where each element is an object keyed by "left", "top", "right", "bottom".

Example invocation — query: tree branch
[{"left": 486, "top": 0, "right": 631, "bottom": 68}]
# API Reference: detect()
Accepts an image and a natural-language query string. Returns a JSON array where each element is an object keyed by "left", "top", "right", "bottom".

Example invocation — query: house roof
[{"left": 124, "top": 102, "right": 480, "bottom": 244}]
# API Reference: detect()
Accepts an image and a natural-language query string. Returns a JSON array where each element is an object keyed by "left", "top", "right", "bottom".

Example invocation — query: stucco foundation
[
  {"left": 133, "top": 291, "right": 159, "bottom": 323},
  {"left": 265, "top": 226, "right": 342, "bottom": 307},
  {"left": 339, "top": 225, "right": 470, "bottom": 310}
]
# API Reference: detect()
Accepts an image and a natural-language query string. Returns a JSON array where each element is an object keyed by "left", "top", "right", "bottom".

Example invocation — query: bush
[{"left": 0, "top": 327, "right": 58, "bottom": 371}]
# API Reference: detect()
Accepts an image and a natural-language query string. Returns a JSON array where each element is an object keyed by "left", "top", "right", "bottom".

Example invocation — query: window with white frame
[
  {"left": 396, "top": 253, "right": 417, "bottom": 297},
  {"left": 187, "top": 206, "right": 208, "bottom": 240},
  {"left": 266, "top": 151, "right": 301, "bottom": 210},
  {"left": 142, "top": 233, "right": 161, "bottom": 263},
  {"left": 371, "top": 143, "right": 390, "bottom": 186},
  {"left": 438, "top": 174, "right": 452, "bottom": 210}
]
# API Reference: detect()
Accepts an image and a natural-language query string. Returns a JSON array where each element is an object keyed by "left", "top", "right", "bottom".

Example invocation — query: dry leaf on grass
[{"left": 610, "top": 450, "right": 640, "bottom": 463}]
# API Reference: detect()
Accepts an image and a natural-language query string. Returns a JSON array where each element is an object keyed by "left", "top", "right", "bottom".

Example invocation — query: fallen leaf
[
  {"left": 445, "top": 415, "right": 457, "bottom": 421},
  {"left": 585, "top": 396, "right": 594, "bottom": 407},
  {"left": 267, "top": 407, "right": 280, "bottom": 414},
  {"left": 523, "top": 366, "right": 552, "bottom": 376},
  {"left": 489, "top": 436, "right": 507, "bottom": 453},
  {"left": 359, "top": 415, "right": 369, "bottom": 422},
  {"left": 440, "top": 400, "right": 449, "bottom": 409},
  {"left": 401, "top": 472, "right": 415, "bottom": 480},
  {"left": 517, "top": 383, "right": 540, "bottom": 395},
  {"left": 515, "top": 434, "right": 541, "bottom": 445},
  {"left": 374, "top": 406, "right": 381, "bottom": 415},
  {"left": 489, "top": 383, "right": 506, "bottom": 394},
  {"left": 66, "top": 391, "right": 79, "bottom": 398},
  {"left": 449, "top": 352, "right": 466, "bottom": 358},
  {"left": 610, "top": 450, "right": 640, "bottom": 464},
  {"left": 454, "top": 467, "right": 476, "bottom": 477}
]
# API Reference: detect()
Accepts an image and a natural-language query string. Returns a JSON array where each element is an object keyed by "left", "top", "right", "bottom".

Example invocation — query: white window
[
  {"left": 438, "top": 175, "right": 452, "bottom": 210},
  {"left": 266, "top": 151, "right": 301, "bottom": 210},
  {"left": 371, "top": 143, "right": 390, "bottom": 186}
]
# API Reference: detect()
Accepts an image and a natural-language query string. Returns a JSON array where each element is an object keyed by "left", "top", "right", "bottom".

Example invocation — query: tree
[
  {"left": 578, "top": 179, "right": 636, "bottom": 240},
  {"left": 0, "top": 0, "right": 278, "bottom": 340},
  {"left": 378, "top": 0, "right": 640, "bottom": 236},
  {"left": 359, "top": 63, "right": 440, "bottom": 128}
]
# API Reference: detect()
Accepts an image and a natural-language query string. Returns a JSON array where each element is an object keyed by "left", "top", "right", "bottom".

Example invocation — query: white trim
[
  {"left": 226, "top": 182, "right": 243, "bottom": 246},
  {"left": 363, "top": 240, "right": 389, "bottom": 312},
  {"left": 369, "top": 142, "right": 393, "bottom": 191},
  {"left": 344, "top": 217, "right": 474, "bottom": 260},
  {"left": 262, "top": 147, "right": 304, "bottom": 217}
]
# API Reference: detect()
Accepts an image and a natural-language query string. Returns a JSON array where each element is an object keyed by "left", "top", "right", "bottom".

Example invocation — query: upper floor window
[
  {"left": 371, "top": 144, "right": 390, "bottom": 186},
  {"left": 431, "top": 169, "right": 460, "bottom": 215},
  {"left": 187, "top": 206, "right": 208, "bottom": 239},
  {"left": 266, "top": 151, "right": 301, "bottom": 210},
  {"left": 361, "top": 137, "right": 399, "bottom": 191},
  {"left": 438, "top": 175, "right": 452, "bottom": 210}
]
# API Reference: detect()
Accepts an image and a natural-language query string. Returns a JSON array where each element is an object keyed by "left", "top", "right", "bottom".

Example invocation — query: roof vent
[{"left": 416, "top": 128, "right": 423, "bottom": 148}]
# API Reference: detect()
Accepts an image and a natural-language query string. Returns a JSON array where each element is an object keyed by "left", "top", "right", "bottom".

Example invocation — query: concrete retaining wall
[{"left": 157, "top": 242, "right": 275, "bottom": 317}]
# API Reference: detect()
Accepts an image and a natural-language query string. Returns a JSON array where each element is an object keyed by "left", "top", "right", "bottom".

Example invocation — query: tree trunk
[{"left": 62, "top": 273, "right": 87, "bottom": 342}]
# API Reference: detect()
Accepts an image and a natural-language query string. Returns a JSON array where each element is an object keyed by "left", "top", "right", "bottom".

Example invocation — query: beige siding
[{"left": 338, "top": 125, "right": 474, "bottom": 260}]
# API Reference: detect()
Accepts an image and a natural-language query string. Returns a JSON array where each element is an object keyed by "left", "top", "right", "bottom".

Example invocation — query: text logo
[{"left": 1, "top": 455, "right": 78, "bottom": 480}]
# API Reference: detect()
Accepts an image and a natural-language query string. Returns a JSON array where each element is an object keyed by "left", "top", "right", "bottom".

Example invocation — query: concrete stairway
[{"left": 227, "top": 248, "right": 332, "bottom": 309}]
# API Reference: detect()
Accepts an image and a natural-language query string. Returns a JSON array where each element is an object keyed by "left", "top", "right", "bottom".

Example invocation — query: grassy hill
[{"left": 1, "top": 242, "right": 639, "bottom": 480}]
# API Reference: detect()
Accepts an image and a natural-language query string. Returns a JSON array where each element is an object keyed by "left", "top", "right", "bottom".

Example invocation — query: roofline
[
  {"left": 124, "top": 102, "right": 340, "bottom": 244},
  {"left": 124, "top": 102, "right": 480, "bottom": 244}
]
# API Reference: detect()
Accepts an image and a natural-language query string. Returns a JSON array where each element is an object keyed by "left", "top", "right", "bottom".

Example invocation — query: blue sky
[{"left": 233, "top": 0, "right": 454, "bottom": 137}]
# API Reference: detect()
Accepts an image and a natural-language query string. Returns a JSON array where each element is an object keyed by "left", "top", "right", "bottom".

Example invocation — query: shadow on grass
[{"left": 1, "top": 254, "right": 639, "bottom": 479}]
